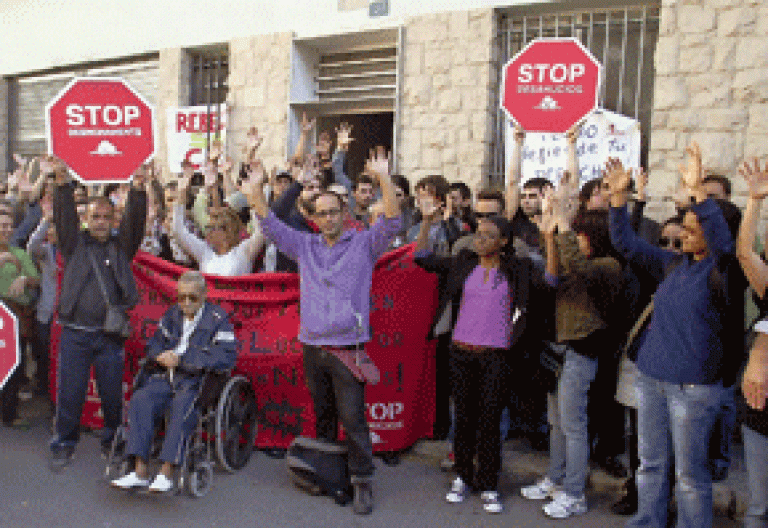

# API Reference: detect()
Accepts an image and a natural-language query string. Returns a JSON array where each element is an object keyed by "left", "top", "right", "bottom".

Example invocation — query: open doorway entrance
[{"left": 318, "top": 112, "right": 393, "bottom": 182}]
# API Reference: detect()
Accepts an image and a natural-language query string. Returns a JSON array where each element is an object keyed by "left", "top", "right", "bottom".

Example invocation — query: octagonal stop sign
[
  {"left": 46, "top": 77, "right": 155, "bottom": 184},
  {"left": 501, "top": 38, "right": 601, "bottom": 134},
  {"left": 0, "top": 301, "right": 20, "bottom": 391}
]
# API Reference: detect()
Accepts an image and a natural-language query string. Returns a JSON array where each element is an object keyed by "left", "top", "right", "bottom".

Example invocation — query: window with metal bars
[
  {"left": 491, "top": 3, "right": 661, "bottom": 184},
  {"left": 189, "top": 50, "right": 229, "bottom": 107}
]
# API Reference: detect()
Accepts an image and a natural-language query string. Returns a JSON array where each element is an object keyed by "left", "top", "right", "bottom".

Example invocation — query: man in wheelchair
[{"left": 110, "top": 271, "right": 237, "bottom": 492}]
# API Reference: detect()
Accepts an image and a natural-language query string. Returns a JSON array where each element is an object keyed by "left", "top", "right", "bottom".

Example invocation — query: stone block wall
[
  {"left": 399, "top": 8, "right": 496, "bottom": 189},
  {"left": 227, "top": 33, "right": 292, "bottom": 173},
  {"left": 647, "top": 0, "right": 768, "bottom": 220},
  {"left": 156, "top": 48, "right": 191, "bottom": 180},
  {"left": 0, "top": 78, "right": 8, "bottom": 177}
]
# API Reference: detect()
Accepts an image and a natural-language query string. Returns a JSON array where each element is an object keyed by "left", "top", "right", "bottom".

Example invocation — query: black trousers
[
  {"left": 450, "top": 344, "right": 511, "bottom": 491},
  {"left": 302, "top": 344, "right": 374, "bottom": 478}
]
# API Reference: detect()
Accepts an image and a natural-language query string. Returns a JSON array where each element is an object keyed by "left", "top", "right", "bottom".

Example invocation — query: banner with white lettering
[
  {"left": 166, "top": 104, "right": 228, "bottom": 173},
  {"left": 504, "top": 108, "right": 641, "bottom": 186}
]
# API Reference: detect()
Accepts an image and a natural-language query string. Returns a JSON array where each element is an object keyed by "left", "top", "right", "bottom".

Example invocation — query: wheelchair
[{"left": 105, "top": 358, "right": 258, "bottom": 497}]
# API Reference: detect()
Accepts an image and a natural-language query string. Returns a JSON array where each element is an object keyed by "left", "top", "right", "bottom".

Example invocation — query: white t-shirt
[
  {"left": 172, "top": 203, "right": 263, "bottom": 276},
  {"left": 755, "top": 318, "right": 768, "bottom": 335}
]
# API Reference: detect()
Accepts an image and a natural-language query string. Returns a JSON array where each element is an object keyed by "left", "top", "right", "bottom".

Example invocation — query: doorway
[{"left": 318, "top": 112, "right": 393, "bottom": 182}]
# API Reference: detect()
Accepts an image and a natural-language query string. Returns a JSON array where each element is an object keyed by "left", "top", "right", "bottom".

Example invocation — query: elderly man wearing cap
[{"left": 413, "top": 206, "right": 555, "bottom": 515}]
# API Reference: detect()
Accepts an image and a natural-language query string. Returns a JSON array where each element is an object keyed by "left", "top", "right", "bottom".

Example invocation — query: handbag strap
[
  {"left": 86, "top": 247, "right": 112, "bottom": 305},
  {"left": 623, "top": 297, "right": 654, "bottom": 354}
]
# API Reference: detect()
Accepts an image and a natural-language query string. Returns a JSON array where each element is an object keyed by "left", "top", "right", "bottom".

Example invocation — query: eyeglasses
[
  {"left": 521, "top": 193, "right": 539, "bottom": 199},
  {"left": 474, "top": 212, "right": 499, "bottom": 219},
  {"left": 315, "top": 209, "right": 341, "bottom": 219},
  {"left": 659, "top": 237, "right": 682, "bottom": 249},
  {"left": 178, "top": 294, "right": 201, "bottom": 303},
  {"left": 205, "top": 224, "right": 227, "bottom": 233}
]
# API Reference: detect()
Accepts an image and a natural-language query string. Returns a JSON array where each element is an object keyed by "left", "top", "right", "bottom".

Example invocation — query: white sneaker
[
  {"left": 481, "top": 491, "right": 503, "bottom": 514},
  {"left": 445, "top": 476, "right": 469, "bottom": 504},
  {"left": 148, "top": 473, "right": 174, "bottom": 493},
  {"left": 520, "top": 477, "right": 559, "bottom": 500},
  {"left": 542, "top": 491, "right": 587, "bottom": 519},
  {"left": 110, "top": 471, "right": 149, "bottom": 489}
]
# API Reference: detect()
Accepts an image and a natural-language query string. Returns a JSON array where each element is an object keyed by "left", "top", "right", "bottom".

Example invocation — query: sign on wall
[
  {"left": 504, "top": 108, "right": 642, "bottom": 186},
  {"left": 166, "top": 105, "right": 228, "bottom": 173}
]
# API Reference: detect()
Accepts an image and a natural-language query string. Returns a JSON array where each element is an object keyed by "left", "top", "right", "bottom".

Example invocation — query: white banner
[
  {"left": 504, "top": 109, "right": 641, "bottom": 187},
  {"left": 166, "top": 104, "right": 228, "bottom": 173}
]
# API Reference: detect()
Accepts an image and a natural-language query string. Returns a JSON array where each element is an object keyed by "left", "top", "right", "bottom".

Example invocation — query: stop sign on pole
[
  {"left": 46, "top": 77, "right": 155, "bottom": 184},
  {"left": 0, "top": 301, "right": 20, "bottom": 391},
  {"left": 500, "top": 38, "right": 601, "bottom": 133}
]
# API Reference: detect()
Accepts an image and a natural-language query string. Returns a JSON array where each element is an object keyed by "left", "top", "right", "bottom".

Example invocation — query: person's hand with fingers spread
[
  {"left": 364, "top": 147, "right": 390, "bottom": 183},
  {"left": 244, "top": 126, "right": 263, "bottom": 162},
  {"left": 336, "top": 122, "right": 354, "bottom": 152},
  {"left": 602, "top": 157, "right": 633, "bottom": 208},
  {"left": 740, "top": 158, "right": 768, "bottom": 200},
  {"left": 208, "top": 139, "right": 223, "bottom": 162},
  {"left": 245, "top": 158, "right": 270, "bottom": 218},
  {"left": 677, "top": 141, "right": 707, "bottom": 203},
  {"left": 538, "top": 187, "right": 558, "bottom": 237},
  {"left": 301, "top": 112, "right": 315, "bottom": 135}
]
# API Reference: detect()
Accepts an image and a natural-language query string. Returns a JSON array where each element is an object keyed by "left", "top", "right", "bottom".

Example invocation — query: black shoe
[
  {"left": 352, "top": 479, "right": 373, "bottom": 515},
  {"left": 49, "top": 446, "right": 75, "bottom": 473},
  {"left": 611, "top": 492, "right": 638, "bottom": 516}
]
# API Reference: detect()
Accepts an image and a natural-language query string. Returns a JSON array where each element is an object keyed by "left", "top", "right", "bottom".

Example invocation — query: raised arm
[
  {"left": 118, "top": 169, "right": 148, "bottom": 259},
  {"left": 245, "top": 162, "right": 306, "bottom": 262},
  {"left": 505, "top": 125, "right": 525, "bottom": 221},
  {"left": 332, "top": 122, "right": 354, "bottom": 192},
  {"left": 170, "top": 174, "right": 209, "bottom": 263},
  {"left": 293, "top": 112, "right": 315, "bottom": 162},
  {"left": 737, "top": 159, "right": 768, "bottom": 298},
  {"left": 50, "top": 159, "right": 79, "bottom": 259}
]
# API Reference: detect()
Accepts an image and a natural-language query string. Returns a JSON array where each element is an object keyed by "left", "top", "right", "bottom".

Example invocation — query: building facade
[{"left": 1, "top": 0, "right": 766, "bottom": 220}]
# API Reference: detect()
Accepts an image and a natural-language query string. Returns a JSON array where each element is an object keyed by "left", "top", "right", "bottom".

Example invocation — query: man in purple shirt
[{"left": 247, "top": 153, "right": 400, "bottom": 515}]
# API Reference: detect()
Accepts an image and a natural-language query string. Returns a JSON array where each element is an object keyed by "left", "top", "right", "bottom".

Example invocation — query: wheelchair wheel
[
  {"left": 186, "top": 461, "right": 213, "bottom": 498},
  {"left": 214, "top": 376, "right": 258, "bottom": 472},
  {"left": 104, "top": 427, "right": 130, "bottom": 481}
]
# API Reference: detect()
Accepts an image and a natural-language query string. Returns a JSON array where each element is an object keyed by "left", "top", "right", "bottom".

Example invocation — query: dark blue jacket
[
  {"left": 610, "top": 200, "right": 745, "bottom": 384},
  {"left": 146, "top": 302, "right": 238, "bottom": 373}
]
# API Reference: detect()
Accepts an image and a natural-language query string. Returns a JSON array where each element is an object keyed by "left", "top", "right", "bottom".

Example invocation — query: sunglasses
[
  {"left": 178, "top": 294, "right": 202, "bottom": 303},
  {"left": 521, "top": 192, "right": 539, "bottom": 199},
  {"left": 659, "top": 237, "right": 682, "bottom": 249}
]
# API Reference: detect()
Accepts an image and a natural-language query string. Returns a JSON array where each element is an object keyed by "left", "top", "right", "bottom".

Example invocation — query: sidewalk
[{"left": 411, "top": 436, "right": 747, "bottom": 521}]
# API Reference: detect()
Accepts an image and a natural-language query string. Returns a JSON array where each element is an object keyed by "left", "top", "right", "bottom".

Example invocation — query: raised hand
[
  {"left": 244, "top": 159, "right": 268, "bottom": 193},
  {"left": 300, "top": 112, "right": 315, "bottom": 134},
  {"left": 603, "top": 157, "right": 632, "bottom": 195},
  {"left": 39, "top": 156, "right": 56, "bottom": 177},
  {"left": 132, "top": 164, "right": 147, "bottom": 189},
  {"left": 13, "top": 153, "right": 28, "bottom": 170},
  {"left": 678, "top": 141, "right": 703, "bottom": 190},
  {"left": 365, "top": 147, "right": 390, "bottom": 182},
  {"left": 219, "top": 156, "right": 234, "bottom": 175},
  {"left": 538, "top": 187, "right": 558, "bottom": 235},
  {"left": 739, "top": 158, "right": 768, "bottom": 200},
  {"left": 633, "top": 167, "right": 648, "bottom": 201},
  {"left": 513, "top": 124, "right": 526, "bottom": 144},
  {"left": 336, "top": 122, "right": 354, "bottom": 150},
  {"left": 316, "top": 131, "right": 332, "bottom": 158},
  {"left": 208, "top": 139, "right": 224, "bottom": 162},
  {"left": 202, "top": 160, "right": 218, "bottom": 187},
  {"left": 565, "top": 123, "right": 580, "bottom": 145}
]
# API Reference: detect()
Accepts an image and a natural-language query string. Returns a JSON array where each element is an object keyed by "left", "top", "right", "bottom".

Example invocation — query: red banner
[{"left": 51, "top": 245, "right": 439, "bottom": 452}]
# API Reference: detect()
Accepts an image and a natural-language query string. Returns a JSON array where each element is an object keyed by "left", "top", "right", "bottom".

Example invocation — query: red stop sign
[
  {"left": 501, "top": 38, "right": 601, "bottom": 133},
  {"left": 46, "top": 78, "right": 155, "bottom": 184},
  {"left": 0, "top": 301, "right": 20, "bottom": 391}
]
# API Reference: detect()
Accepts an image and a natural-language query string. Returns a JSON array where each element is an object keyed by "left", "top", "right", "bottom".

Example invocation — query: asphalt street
[{"left": 0, "top": 418, "right": 740, "bottom": 528}]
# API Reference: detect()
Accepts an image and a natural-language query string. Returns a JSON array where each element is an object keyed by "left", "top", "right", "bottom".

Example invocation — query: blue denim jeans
[
  {"left": 743, "top": 424, "right": 768, "bottom": 528},
  {"left": 627, "top": 372, "right": 726, "bottom": 528},
  {"left": 556, "top": 350, "right": 598, "bottom": 498},
  {"left": 51, "top": 328, "right": 125, "bottom": 450}
]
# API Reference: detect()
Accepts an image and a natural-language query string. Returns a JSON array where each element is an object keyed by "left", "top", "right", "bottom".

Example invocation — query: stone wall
[
  {"left": 647, "top": 0, "right": 768, "bottom": 219},
  {"left": 399, "top": 8, "right": 497, "bottom": 189},
  {"left": 156, "top": 48, "right": 191, "bottom": 181},
  {"left": 0, "top": 78, "right": 7, "bottom": 177},
  {"left": 227, "top": 33, "right": 292, "bottom": 173}
]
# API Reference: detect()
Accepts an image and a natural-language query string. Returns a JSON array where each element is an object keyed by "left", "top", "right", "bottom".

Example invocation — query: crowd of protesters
[{"left": 1, "top": 113, "right": 768, "bottom": 525}]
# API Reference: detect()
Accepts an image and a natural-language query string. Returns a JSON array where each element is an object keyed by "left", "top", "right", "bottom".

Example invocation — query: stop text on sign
[
  {"left": 66, "top": 105, "right": 142, "bottom": 127},
  {"left": 518, "top": 63, "right": 586, "bottom": 84}
]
